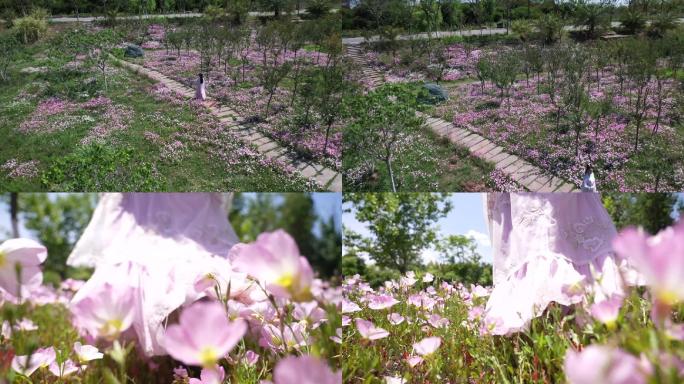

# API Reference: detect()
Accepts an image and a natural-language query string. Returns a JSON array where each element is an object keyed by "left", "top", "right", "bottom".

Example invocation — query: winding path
[
  {"left": 345, "top": 44, "right": 578, "bottom": 192},
  {"left": 112, "top": 55, "right": 342, "bottom": 192}
]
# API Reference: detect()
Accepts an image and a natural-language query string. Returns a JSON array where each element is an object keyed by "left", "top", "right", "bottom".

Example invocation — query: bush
[
  {"left": 12, "top": 14, "right": 48, "bottom": 44},
  {"left": 306, "top": 0, "right": 331, "bottom": 18},
  {"left": 41, "top": 143, "right": 163, "bottom": 191}
]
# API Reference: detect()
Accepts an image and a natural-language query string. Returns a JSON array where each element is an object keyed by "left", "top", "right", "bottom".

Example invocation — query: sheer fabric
[
  {"left": 69, "top": 193, "right": 238, "bottom": 355},
  {"left": 484, "top": 193, "right": 639, "bottom": 335}
]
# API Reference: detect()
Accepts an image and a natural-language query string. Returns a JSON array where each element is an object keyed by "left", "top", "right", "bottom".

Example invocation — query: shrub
[
  {"left": 306, "top": 0, "right": 331, "bottom": 18},
  {"left": 12, "top": 14, "right": 48, "bottom": 44}
]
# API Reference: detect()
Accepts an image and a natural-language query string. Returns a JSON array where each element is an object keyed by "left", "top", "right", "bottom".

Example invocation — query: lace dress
[
  {"left": 483, "top": 193, "right": 639, "bottom": 335},
  {"left": 68, "top": 193, "right": 238, "bottom": 355}
]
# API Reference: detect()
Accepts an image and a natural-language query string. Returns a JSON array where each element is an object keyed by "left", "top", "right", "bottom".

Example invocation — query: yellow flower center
[
  {"left": 657, "top": 290, "right": 680, "bottom": 307},
  {"left": 276, "top": 273, "right": 295, "bottom": 289},
  {"left": 0, "top": 251, "right": 6, "bottom": 268},
  {"left": 100, "top": 318, "right": 123, "bottom": 338},
  {"left": 199, "top": 347, "right": 219, "bottom": 367}
]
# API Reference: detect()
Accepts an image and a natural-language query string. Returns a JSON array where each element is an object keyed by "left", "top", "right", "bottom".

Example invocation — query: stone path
[
  {"left": 345, "top": 43, "right": 578, "bottom": 192},
  {"left": 112, "top": 55, "right": 342, "bottom": 192}
]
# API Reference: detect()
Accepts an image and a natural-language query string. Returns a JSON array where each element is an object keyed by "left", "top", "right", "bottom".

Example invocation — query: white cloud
[
  {"left": 421, "top": 248, "right": 439, "bottom": 263},
  {"left": 465, "top": 229, "right": 491, "bottom": 248}
]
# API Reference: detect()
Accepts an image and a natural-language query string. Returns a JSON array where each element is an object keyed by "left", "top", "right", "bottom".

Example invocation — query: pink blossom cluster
[
  {"left": 441, "top": 66, "right": 682, "bottom": 191},
  {"left": 140, "top": 45, "right": 341, "bottom": 167},
  {"left": 1, "top": 159, "right": 40, "bottom": 179},
  {"left": 343, "top": 221, "right": 684, "bottom": 383},
  {"left": 80, "top": 104, "right": 133, "bottom": 146},
  {"left": 4, "top": 231, "right": 341, "bottom": 383}
]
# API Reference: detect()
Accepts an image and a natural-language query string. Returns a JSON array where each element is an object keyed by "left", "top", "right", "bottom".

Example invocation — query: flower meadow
[
  {"left": 129, "top": 21, "right": 346, "bottom": 171},
  {"left": 342, "top": 222, "right": 684, "bottom": 383},
  {"left": 0, "top": 231, "right": 341, "bottom": 383},
  {"left": 357, "top": 36, "right": 684, "bottom": 192}
]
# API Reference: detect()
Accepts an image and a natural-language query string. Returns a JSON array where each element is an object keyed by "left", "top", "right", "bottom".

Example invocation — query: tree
[
  {"left": 573, "top": 0, "right": 608, "bottom": 39},
  {"left": 436, "top": 234, "right": 480, "bottom": 264},
  {"left": 602, "top": 193, "right": 681, "bottom": 234},
  {"left": 344, "top": 193, "right": 452, "bottom": 273},
  {"left": 535, "top": 13, "right": 563, "bottom": 44},
  {"left": 344, "top": 84, "right": 426, "bottom": 192},
  {"left": 17, "top": 193, "right": 97, "bottom": 280}
]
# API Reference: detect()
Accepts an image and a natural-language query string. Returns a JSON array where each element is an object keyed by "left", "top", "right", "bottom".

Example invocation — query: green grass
[
  {"left": 0, "top": 31, "right": 316, "bottom": 191},
  {"left": 343, "top": 123, "right": 496, "bottom": 192}
]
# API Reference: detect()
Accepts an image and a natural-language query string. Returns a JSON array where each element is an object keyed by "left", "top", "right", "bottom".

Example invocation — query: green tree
[
  {"left": 16, "top": 193, "right": 96, "bottom": 281},
  {"left": 344, "top": 193, "right": 452, "bottom": 273},
  {"left": 436, "top": 234, "right": 480, "bottom": 264},
  {"left": 602, "top": 193, "right": 681, "bottom": 234}
]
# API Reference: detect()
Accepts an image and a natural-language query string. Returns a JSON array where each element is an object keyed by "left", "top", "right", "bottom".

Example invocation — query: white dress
[
  {"left": 68, "top": 193, "right": 239, "bottom": 355},
  {"left": 482, "top": 193, "right": 640, "bottom": 335},
  {"left": 195, "top": 78, "right": 206, "bottom": 100}
]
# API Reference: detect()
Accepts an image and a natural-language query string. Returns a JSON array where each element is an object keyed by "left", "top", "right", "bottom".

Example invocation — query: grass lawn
[{"left": 0, "top": 28, "right": 315, "bottom": 191}]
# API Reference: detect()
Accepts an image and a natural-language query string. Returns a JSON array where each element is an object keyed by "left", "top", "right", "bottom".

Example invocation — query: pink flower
[
  {"left": 1, "top": 320, "right": 11, "bottom": 339},
  {"left": 189, "top": 365, "right": 225, "bottom": 384},
  {"left": 367, "top": 294, "right": 399, "bottom": 310},
  {"left": 71, "top": 284, "right": 135, "bottom": 340},
  {"left": 242, "top": 350, "right": 259, "bottom": 366},
  {"left": 11, "top": 347, "right": 56, "bottom": 376},
  {"left": 355, "top": 318, "right": 389, "bottom": 340},
  {"left": 330, "top": 328, "right": 342, "bottom": 344},
  {"left": 49, "top": 359, "right": 78, "bottom": 377},
  {"left": 407, "top": 355, "right": 423, "bottom": 367},
  {"left": 259, "top": 323, "right": 309, "bottom": 353},
  {"left": 342, "top": 299, "right": 361, "bottom": 313},
  {"left": 590, "top": 295, "right": 623, "bottom": 328},
  {"left": 16, "top": 318, "right": 38, "bottom": 331},
  {"left": 613, "top": 223, "right": 684, "bottom": 306},
  {"left": 163, "top": 301, "right": 247, "bottom": 367},
  {"left": 293, "top": 301, "right": 327, "bottom": 327},
  {"left": 388, "top": 313, "right": 405, "bottom": 325},
  {"left": 232, "top": 230, "right": 314, "bottom": 301},
  {"left": 74, "top": 342, "right": 103, "bottom": 363},
  {"left": 564, "top": 345, "right": 651, "bottom": 384},
  {"left": 422, "top": 273, "right": 434, "bottom": 283},
  {"left": 70, "top": 283, "right": 136, "bottom": 340},
  {"left": 272, "top": 355, "right": 341, "bottom": 384},
  {"left": 468, "top": 306, "right": 485, "bottom": 322},
  {"left": 0, "top": 238, "right": 47, "bottom": 297},
  {"left": 413, "top": 337, "right": 441, "bottom": 356},
  {"left": 427, "top": 314, "right": 449, "bottom": 328}
]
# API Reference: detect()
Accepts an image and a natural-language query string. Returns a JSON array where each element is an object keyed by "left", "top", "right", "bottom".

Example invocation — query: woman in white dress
[
  {"left": 68, "top": 193, "right": 239, "bottom": 356},
  {"left": 482, "top": 193, "right": 640, "bottom": 335},
  {"left": 195, "top": 73, "right": 206, "bottom": 101}
]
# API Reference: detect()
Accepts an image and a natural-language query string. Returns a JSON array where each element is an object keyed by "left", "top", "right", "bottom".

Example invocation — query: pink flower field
[
  {"left": 130, "top": 23, "right": 344, "bottom": 170},
  {"left": 342, "top": 222, "right": 684, "bottom": 383},
  {"left": 0, "top": 231, "right": 341, "bottom": 383}
]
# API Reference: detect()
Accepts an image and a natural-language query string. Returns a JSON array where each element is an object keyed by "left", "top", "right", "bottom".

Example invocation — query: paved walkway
[
  {"left": 112, "top": 55, "right": 342, "bottom": 192},
  {"left": 345, "top": 43, "right": 577, "bottom": 192}
]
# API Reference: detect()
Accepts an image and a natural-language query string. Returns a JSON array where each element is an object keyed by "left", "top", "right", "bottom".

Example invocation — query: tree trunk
[
  {"left": 386, "top": 156, "right": 397, "bottom": 193},
  {"left": 10, "top": 193, "right": 19, "bottom": 238}
]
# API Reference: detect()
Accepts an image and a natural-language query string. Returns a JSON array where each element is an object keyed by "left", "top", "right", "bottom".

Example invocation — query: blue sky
[
  {"left": 0, "top": 193, "right": 341, "bottom": 240},
  {"left": 343, "top": 193, "right": 494, "bottom": 264}
]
